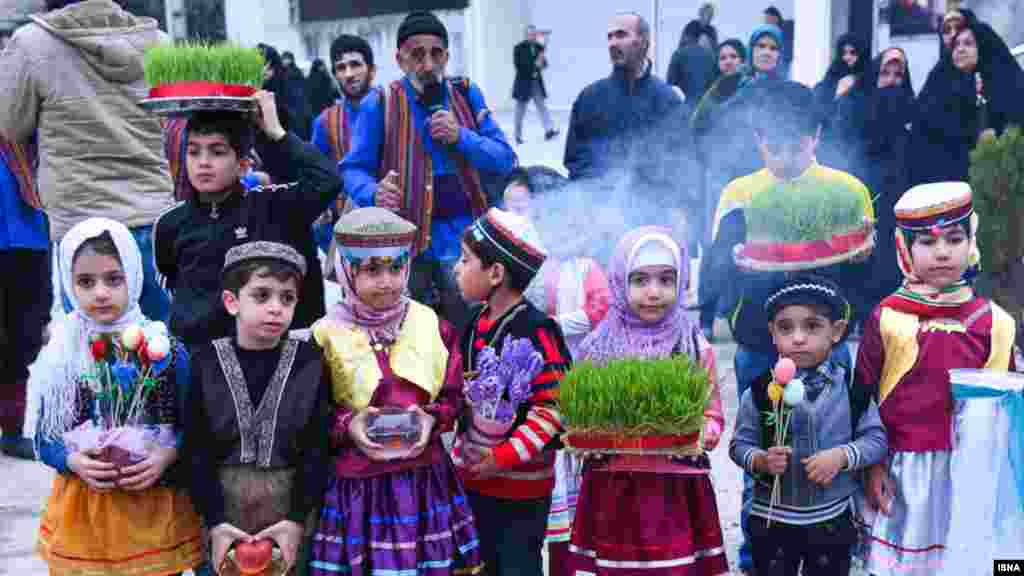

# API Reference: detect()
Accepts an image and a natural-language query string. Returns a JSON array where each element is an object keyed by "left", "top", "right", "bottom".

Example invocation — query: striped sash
[
  {"left": 163, "top": 117, "right": 192, "bottom": 202},
  {"left": 0, "top": 136, "right": 39, "bottom": 209},
  {"left": 381, "top": 79, "right": 489, "bottom": 254}
]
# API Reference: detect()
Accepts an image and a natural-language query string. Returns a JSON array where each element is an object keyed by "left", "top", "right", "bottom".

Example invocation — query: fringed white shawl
[{"left": 31, "top": 218, "right": 146, "bottom": 443}]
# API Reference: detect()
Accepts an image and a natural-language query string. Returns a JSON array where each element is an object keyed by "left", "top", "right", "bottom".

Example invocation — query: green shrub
[
  {"left": 561, "top": 356, "right": 710, "bottom": 436},
  {"left": 970, "top": 126, "right": 1024, "bottom": 323}
]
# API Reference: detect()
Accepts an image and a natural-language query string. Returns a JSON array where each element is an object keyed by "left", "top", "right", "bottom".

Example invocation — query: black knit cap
[
  {"left": 764, "top": 274, "right": 849, "bottom": 322},
  {"left": 397, "top": 11, "right": 448, "bottom": 49}
]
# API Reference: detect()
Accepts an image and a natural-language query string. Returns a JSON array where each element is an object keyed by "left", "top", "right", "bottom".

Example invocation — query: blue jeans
[
  {"left": 58, "top": 225, "right": 169, "bottom": 322},
  {"left": 733, "top": 342, "right": 853, "bottom": 571}
]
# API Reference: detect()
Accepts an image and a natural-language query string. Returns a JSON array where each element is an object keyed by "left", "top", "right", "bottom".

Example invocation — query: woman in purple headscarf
[{"left": 566, "top": 227, "right": 729, "bottom": 576}]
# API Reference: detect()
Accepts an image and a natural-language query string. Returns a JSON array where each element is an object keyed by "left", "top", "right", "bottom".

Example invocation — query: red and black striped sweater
[{"left": 453, "top": 300, "right": 571, "bottom": 500}]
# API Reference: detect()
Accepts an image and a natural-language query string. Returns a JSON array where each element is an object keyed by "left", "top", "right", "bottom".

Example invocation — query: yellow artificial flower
[{"left": 768, "top": 382, "right": 784, "bottom": 404}]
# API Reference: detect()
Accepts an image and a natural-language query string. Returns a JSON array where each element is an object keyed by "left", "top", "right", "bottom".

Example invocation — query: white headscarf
[{"left": 34, "top": 218, "right": 147, "bottom": 441}]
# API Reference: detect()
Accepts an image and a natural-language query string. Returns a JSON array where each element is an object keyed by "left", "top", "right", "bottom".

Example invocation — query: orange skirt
[{"left": 37, "top": 474, "right": 203, "bottom": 576}]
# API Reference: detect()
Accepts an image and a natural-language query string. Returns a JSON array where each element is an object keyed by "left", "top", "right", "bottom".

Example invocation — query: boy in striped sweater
[{"left": 453, "top": 208, "right": 570, "bottom": 576}]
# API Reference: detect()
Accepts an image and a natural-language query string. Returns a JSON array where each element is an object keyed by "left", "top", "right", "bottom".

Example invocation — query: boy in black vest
[
  {"left": 155, "top": 91, "right": 342, "bottom": 349},
  {"left": 184, "top": 241, "right": 331, "bottom": 574},
  {"left": 729, "top": 274, "right": 887, "bottom": 576}
]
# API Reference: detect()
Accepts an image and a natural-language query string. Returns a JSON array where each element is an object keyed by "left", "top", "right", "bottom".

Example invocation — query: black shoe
[
  {"left": 544, "top": 129, "right": 560, "bottom": 141},
  {"left": 515, "top": 137, "right": 525, "bottom": 145},
  {"left": 1, "top": 434, "right": 35, "bottom": 460}
]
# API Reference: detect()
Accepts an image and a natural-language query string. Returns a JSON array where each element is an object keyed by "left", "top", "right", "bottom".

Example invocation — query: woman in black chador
[
  {"left": 833, "top": 48, "right": 917, "bottom": 323},
  {"left": 909, "top": 18, "right": 1024, "bottom": 186},
  {"left": 814, "top": 33, "right": 868, "bottom": 173}
]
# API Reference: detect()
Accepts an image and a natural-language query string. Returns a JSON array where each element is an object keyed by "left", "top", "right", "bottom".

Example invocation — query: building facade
[{"left": 153, "top": 0, "right": 1020, "bottom": 111}]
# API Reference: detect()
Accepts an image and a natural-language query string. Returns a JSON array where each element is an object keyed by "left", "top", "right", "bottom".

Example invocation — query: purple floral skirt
[{"left": 309, "top": 459, "right": 481, "bottom": 575}]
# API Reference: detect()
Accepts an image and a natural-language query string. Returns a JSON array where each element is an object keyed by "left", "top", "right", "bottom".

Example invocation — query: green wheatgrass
[
  {"left": 561, "top": 356, "right": 711, "bottom": 436},
  {"left": 144, "top": 43, "right": 265, "bottom": 88},
  {"left": 747, "top": 180, "right": 868, "bottom": 244}
]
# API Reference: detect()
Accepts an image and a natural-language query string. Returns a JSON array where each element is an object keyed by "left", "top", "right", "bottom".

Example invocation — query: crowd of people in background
[{"left": 1, "top": 1, "right": 1023, "bottom": 576}]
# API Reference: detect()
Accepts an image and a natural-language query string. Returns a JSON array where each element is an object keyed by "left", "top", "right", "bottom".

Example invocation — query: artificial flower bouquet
[
  {"left": 735, "top": 179, "right": 875, "bottom": 272},
  {"left": 63, "top": 321, "right": 176, "bottom": 466},
  {"left": 561, "top": 356, "right": 710, "bottom": 456},
  {"left": 140, "top": 43, "right": 265, "bottom": 116},
  {"left": 760, "top": 357, "right": 807, "bottom": 526},
  {"left": 462, "top": 335, "right": 544, "bottom": 462}
]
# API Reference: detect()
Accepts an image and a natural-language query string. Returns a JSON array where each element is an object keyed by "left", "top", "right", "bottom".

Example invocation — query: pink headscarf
[
  {"left": 577, "top": 226, "right": 698, "bottom": 364},
  {"left": 328, "top": 250, "right": 411, "bottom": 345}
]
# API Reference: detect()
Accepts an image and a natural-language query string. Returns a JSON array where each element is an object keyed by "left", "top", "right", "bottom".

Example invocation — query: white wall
[
  {"left": 464, "top": 0, "right": 527, "bottom": 113},
  {"left": 790, "top": 0, "right": 832, "bottom": 86},
  {"left": 525, "top": 0, "right": 809, "bottom": 110},
  {"left": 222, "top": 0, "right": 304, "bottom": 57},
  {"left": 527, "top": 0, "right": 651, "bottom": 110},
  {"left": 969, "top": 0, "right": 1024, "bottom": 49}
]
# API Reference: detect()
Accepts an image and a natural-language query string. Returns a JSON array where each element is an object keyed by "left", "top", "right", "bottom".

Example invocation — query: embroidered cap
[
  {"left": 764, "top": 274, "right": 849, "bottom": 322},
  {"left": 334, "top": 207, "right": 418, "bottom": 265},
  {"left": 895, "top": 182, "right": 973, "bottom": 232},
  {"left": 468, "top": 208, "right": 547, "bottom": 281},
  {"left": 223, "top": 241, "right": 307, "bottom": 276}
]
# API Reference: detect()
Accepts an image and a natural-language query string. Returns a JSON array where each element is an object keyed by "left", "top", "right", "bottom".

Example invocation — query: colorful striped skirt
[
  {"left": 567, "top": 469, "right": 729, "bottom": 575},
  {"left": 546, "top": 451, "right": 582, "bottom": 576},
  {"left": 37, "top": 475, "right": 203, "bottom": 576},
  {"left": 309, "top": 459, "right": 481, "bottom": 575}
]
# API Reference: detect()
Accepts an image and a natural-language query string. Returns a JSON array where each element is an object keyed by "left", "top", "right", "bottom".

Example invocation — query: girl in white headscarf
[{"left": 30, "top": 218, "right": 202, "bottom": 576}]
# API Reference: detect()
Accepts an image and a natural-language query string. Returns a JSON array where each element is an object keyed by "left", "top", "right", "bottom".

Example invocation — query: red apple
[{"left": 234, "top": 539, "right": 273, "bottom": 575}]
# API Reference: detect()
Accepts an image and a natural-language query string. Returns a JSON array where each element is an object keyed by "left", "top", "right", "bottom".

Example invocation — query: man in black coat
[
  {"left": 564, "top": 12, "right": 690, "bottom": 185},
  {"left": 564, "top": 11, "right": 698, "bottom": 250},
  {"left": 513, "top": 25, "right": 558, "bottom": 145}
]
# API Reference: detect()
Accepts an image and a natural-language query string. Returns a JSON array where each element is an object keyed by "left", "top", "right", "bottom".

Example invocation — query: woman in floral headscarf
[{"left": 566, "top": 227, "right": 728, "bottom": 576}]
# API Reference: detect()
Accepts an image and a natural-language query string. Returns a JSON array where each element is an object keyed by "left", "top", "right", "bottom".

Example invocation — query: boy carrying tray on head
[{"left": 155, "top": 88, "right": 343, "bottom": 349}]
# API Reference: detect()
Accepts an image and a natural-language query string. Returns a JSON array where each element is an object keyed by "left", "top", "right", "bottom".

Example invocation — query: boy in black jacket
[{"left": 155, "top": 90, "right": 342, "bottom": 348}]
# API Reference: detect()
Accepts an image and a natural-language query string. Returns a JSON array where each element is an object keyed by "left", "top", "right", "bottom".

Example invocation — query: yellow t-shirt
[{"left": 711, "top": 162, "right": 876, "bottom": 240}]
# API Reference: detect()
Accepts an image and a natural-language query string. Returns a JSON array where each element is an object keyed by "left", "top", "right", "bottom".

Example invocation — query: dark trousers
[
  {"left": 467, "top": 491, "right": 550, "bottom": 576},
  {"left": 0, "top": 249, "right": 51, "bottom": 436},
  {"left": 749, "top": 511, "right": 857, "bottom": 576},
  {"left": 408, "top": 254, "right": 472, "bottom": 333}
]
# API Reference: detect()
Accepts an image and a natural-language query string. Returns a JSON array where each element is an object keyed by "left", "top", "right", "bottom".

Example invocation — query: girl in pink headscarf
[{"left": 566, "top": 227, "right": 729, "bottom": 576}]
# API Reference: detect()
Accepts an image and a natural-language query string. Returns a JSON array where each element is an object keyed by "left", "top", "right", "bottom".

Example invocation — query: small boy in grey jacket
[{"left": 730, "top": 274, "right": 887, "bottom": 576}]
